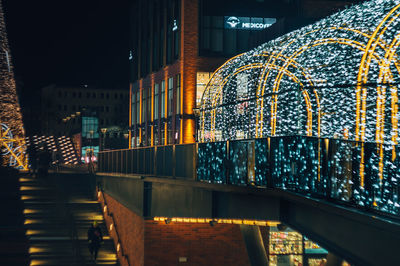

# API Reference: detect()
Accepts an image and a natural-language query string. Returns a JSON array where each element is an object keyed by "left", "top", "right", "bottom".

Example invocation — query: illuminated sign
[{"left": 224, "top": 16, "right": 276, "bottom": 30}]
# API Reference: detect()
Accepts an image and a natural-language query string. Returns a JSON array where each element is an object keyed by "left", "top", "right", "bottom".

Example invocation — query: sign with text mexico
[{"left": 224, "top": 16, "right": 276, "bottom": 30}]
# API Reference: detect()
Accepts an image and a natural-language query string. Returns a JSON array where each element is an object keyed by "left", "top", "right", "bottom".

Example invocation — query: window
[
  {"left": 132, "top": 92, "right": 136, "bottom": 125},
  {"left": 176, "top": 74, "right": 181, "bottom": 114},
  {"left": 64, "top": 91, "right": 68, "bottom": 97},
  {"left": 136, "top": 91, "right": 140, "bottom": 125},
  {"left": 142, "top": 89, "right": 147, "bottom": 123},
  {"left": 166, "top": 0, "right": 180, "bottom": 64},
  {"left": 87, "top": 92, "right": 91, "bottom": 98},
  {"left": 64, "top": 105, "right": 67, "bottom": 111},
  {"left": 82, "top": 117, "right": 99, "bottom": 138},
  {"left": 92, "top": 92, "right": 96, "bottom": 99},
  {"left": 101, "top": 93, "right": 104, "bottom": 99},
  {"left": 58, "top": 105, "right": 62, "bottom": 111},
  {"left": 106, "top": 93, "right": 110, "bottom": 99},
  {"left": 58, "top": 91, "right": 62, "bottom": 97},
  {"left": 120, "top": 93, "right": 123, "bottom": 99},
  {"left": 168, "top": 77, "right": 173, "bottom": 116},
  {"left": 154, "top": 84, "right": 159, "bottom": 120},
  {"left": 201, "top": 16, "right": 223, "bottom": 53},
  {"left": 106, "top": 106, "right": 109, "bottom": 112},
  {"left": 196, "top": 72, "right": 212, "bottom": 107},
  {"left": 161, "top": 81, "right": 166, "bottom": 118},
  {"left": 115, "top": 93, "right": 118, "bottom": 99},
  {"left": 72, "top": 92, "right": 76, "bottom": 98},
  {"left": 78, "top": 92, "right": 82, "bottom": 98},
  {"left": 147, "top": 89, "right": 151, "bottom": 122}
]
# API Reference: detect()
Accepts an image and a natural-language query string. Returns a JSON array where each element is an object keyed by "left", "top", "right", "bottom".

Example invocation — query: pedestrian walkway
[{"left": 20, "top": 174, "right": 118, "bottom": 265}]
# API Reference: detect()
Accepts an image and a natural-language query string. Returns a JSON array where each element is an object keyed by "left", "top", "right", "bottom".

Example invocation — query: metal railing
[
  {"left": 98, "top": 136, "right": 400, "bottom": 217},
  {"left": 98, "top": 143, "right": 197, "bottom": 179}
]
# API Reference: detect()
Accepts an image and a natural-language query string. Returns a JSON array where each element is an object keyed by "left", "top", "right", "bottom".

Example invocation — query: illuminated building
[
  {"left": 40, "top": 84, "right": 129, "bottom": 138},
  {"left": 0, "top": 1, "right": 27, "bottom": 169},
  {"left": 129, "top": 0, "right": 359, "bottom": 148}
]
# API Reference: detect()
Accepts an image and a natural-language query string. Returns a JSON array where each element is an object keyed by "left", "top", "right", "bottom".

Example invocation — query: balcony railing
[{"left": 98, "top": 136, "right": 400, "bottom": 217}]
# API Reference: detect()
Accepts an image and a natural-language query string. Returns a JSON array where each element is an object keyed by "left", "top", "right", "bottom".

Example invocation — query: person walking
[{"left": 88, "top": 221, "right": 103, "bottom": 262}]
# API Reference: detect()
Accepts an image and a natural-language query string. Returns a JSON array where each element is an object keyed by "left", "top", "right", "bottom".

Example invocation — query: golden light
[{"left": 153, "top": 217, "right": 278, "bottom": 226}]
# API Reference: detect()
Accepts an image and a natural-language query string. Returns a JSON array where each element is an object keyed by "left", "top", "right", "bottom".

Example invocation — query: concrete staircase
[
  {"left": 20, "top": 174, "right": 118, "bottom": 265},
  {"left": 0, "top": 169, "right": 29, "bottom": 265}
]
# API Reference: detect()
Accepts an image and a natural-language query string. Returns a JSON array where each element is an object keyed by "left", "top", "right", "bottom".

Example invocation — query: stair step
[{"left": 18, "top": 173, "right": 119, "bottom": 265}]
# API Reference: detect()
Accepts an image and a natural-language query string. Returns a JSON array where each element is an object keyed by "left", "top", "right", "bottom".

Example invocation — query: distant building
[
  {"left": 129, "top": 0, "right": 358, "bottom": 148},
  {"left": 40, "top": 84, "right": 129, "bottom": 150}
]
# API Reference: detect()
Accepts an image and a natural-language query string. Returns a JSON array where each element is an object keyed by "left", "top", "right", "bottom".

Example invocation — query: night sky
[{"left": 2, "top": 0, "right": 130, "bottom": 106}]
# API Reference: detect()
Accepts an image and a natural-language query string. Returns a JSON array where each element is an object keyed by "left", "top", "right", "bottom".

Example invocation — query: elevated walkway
[{"left": 96, "top": 171, "right": 400, "bottom": 266}]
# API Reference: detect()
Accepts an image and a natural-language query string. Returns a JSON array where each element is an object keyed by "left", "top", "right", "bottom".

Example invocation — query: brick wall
[
  {"left": 99, "top": 192, "right": 145, "bottom": 266},
  {"left": 181, "top": 0, "right": 199, "bottom": 144},
  {"left": 145, "top": 220, "right": 251, "bottom": 266},
  {"left": 100, "top": 192, "right": 251, "bottom": 266}
]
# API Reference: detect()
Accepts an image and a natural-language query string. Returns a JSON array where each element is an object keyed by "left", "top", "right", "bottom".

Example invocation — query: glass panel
[
  {"left": 168, "top": 77, "right": 173, "bottom": 116},
  {"left": 196, "top": 72, "right": 212, "bottom": 108},
  {"left": 154, "top": 84, "right": 159, "bottom": 120},
  {"left": 176, "top": 74, "right": 181, "bottom": 114},
  {"left": 142, "top": 89, "right": 147, "bottom": 123},
  {"left": 136, "top": 92, "right": 140, "bottom": 125},
  {"left": 161, "top": 81, "right": 166, "bottom": 118}
]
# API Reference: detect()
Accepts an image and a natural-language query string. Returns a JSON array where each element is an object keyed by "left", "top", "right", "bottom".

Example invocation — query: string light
[{"left": 198, "top": 0, "right": 400, "bottom": 216}]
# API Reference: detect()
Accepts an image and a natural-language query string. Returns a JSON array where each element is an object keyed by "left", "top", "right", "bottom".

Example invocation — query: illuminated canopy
[{"left": 200, "top": 0, "right": 400, "bottom": 145}]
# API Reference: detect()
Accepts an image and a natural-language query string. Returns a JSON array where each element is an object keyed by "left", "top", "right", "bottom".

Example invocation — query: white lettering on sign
[{"left": 224, "top": 16, "right": 276, "bottom": 30}]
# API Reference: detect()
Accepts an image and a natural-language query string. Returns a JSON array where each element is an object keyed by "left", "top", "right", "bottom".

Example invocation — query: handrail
[
  {"left": 98, "top": 135, "right": 400, "bottom": 218},
  {"left": 97, "top": 184, "right": 131, "bottom": 266}
]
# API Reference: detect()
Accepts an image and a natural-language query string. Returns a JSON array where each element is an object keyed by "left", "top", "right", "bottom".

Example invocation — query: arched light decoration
[{"left": 200, "top": 0, "right": 400, "bottom": 145}]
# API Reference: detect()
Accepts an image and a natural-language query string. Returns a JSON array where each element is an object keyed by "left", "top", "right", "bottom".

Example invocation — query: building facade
[
  {"left": 41, "top": 84, "right": 129, "bottom": 139},
  {"left": 129, "top": 0, "right": 359, "bottom": 147}
]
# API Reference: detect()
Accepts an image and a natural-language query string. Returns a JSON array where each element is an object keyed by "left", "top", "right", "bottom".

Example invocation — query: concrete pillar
[{"left": 240, "top": 225, "right": 269, "bottom": 266}]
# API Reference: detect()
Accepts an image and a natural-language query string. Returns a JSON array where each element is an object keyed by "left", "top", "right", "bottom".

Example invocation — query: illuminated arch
[{"left": 200, "top": 0, "right": 400, "bottom": 147}]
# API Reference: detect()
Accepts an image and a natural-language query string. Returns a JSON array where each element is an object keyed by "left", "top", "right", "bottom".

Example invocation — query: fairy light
[
  {"left": 0, "top": 3, "right": 26, "bottom": 168},
  {"left": 198, "top": 0, "right": 400, "bottom": 216}
]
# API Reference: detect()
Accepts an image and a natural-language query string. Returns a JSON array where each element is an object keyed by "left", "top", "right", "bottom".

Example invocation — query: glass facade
[
  {"left": 269, "top": 226, "right": 328, "bottom": 266},
  {"left": 176, "top": 74, "right": 181, "bottom": 114},
  {"left": 200, "top": 15, "right": 275, "bottom": 56},
  {"left": 81, "top": 116, "right": 99, "bottom": 161},
  {"left": 154, "top": 83, "right": 159, "bottom": 120},
  {"left": 196, "top": 72, "right": 212, "bottom": 108},
  {"left": 161, "top": 80, "right": 166, "bottom": 118},
  {"left": 168, "top": 77, "right": 173, "bottom": 116}
]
